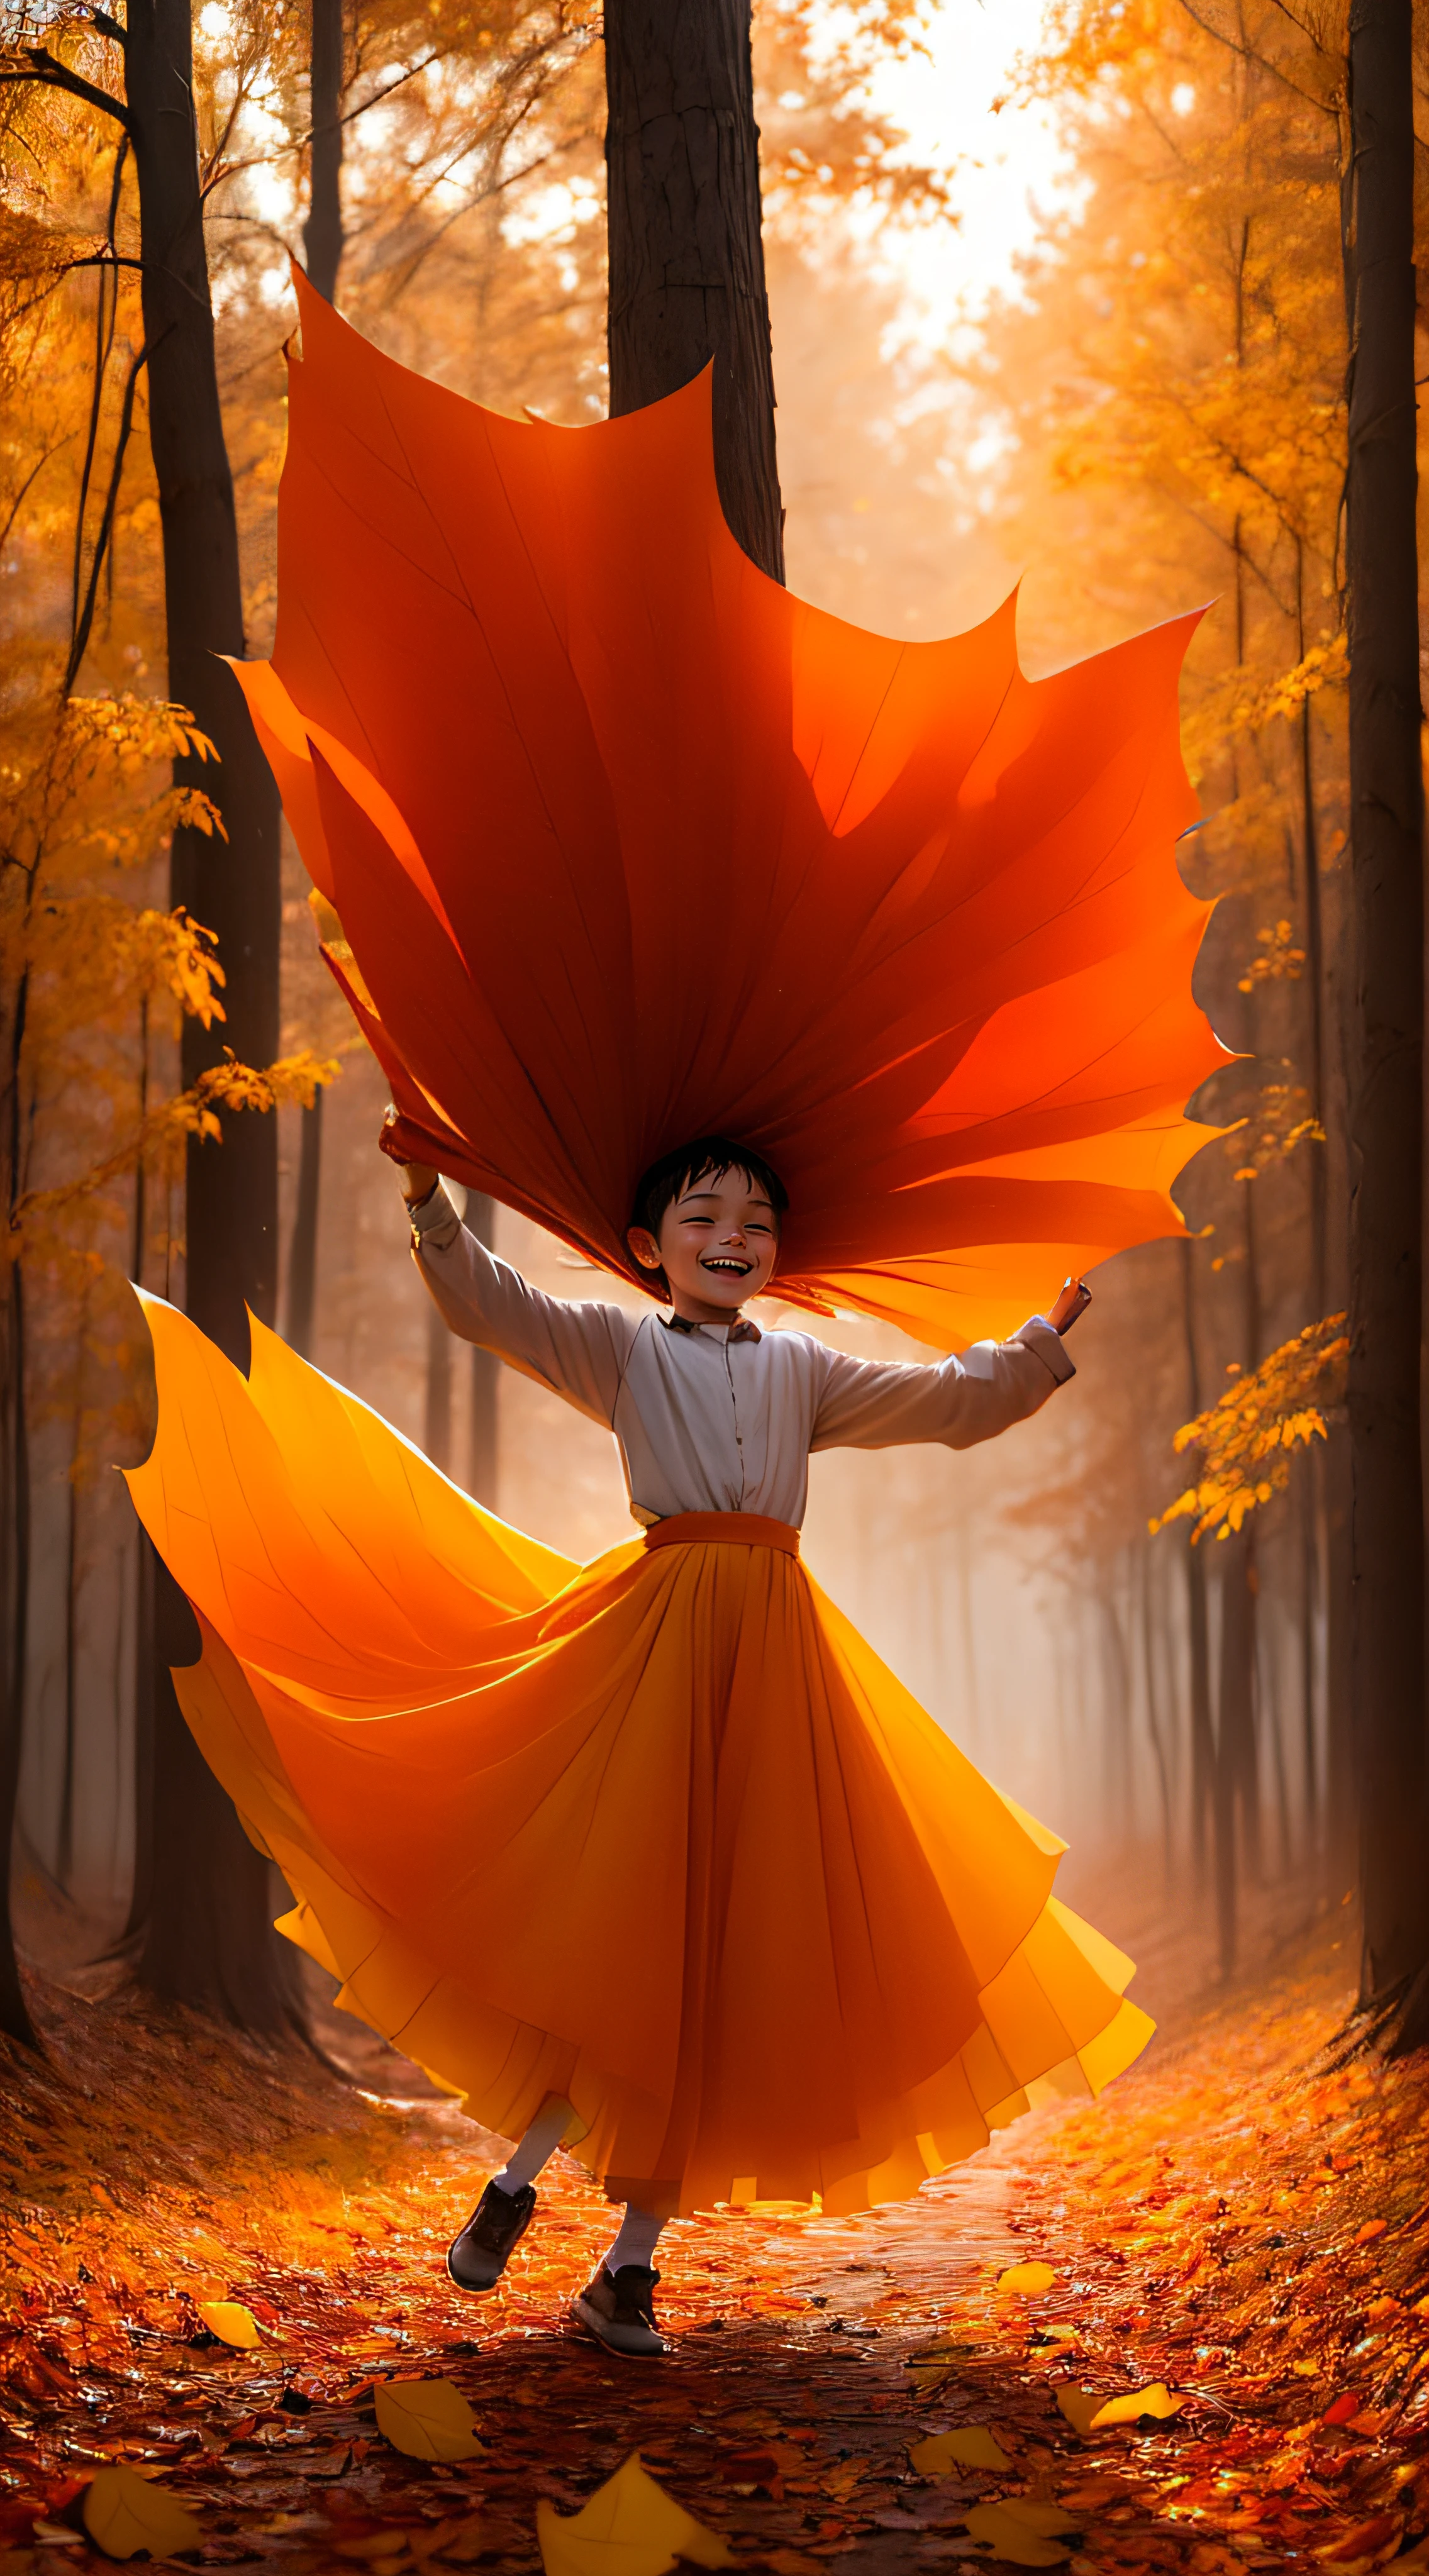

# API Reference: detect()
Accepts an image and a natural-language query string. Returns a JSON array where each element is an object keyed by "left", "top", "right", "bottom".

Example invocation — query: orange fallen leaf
[
  {"left": 910, "top": 2429, "right": 1011, "bottom": 2474},
  {"left": 1314, "top": 2515, "right": 1403, "bottom": 2564},
  {"left": 1322, "top": 2394, "right": 1364, "bottom": 2426},
  {"left": 375, "top": 2379, "right": 482, "bottom": 2463},
  {"left": 537, "top": 2455, "right": 734, "bottom": 2576},
  {"left": 964, "top": 2501, "right": 1079, "bottom": 2565},
  {"left": 1055, "top": 2388, "right": 1103, "bottom": 2438},
  {"left": 196, "top": 2300, "right": 261, "bottom": 2349},
  {"left": 997, "top": 2263, "right": 1057, "bottom": 2297},
  {"left": 82, "top": 2465, "right": 203, "bottom": 2561},
  {"left": 1351, "top": 2221, "right": 1387, "bottom": 2246},
  {"left": 1090, "top": 2384, "right": 1184, "bottom": 2428}
]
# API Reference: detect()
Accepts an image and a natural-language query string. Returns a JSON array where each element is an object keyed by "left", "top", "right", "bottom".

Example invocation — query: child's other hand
[{"left": 1047, "top": 1276, "right": 1092, "bottom": 1335}]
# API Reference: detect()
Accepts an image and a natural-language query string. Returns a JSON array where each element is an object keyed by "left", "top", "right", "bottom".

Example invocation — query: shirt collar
[{"left": 661, "top": 1311, "right": 762, "bottom": 1345}]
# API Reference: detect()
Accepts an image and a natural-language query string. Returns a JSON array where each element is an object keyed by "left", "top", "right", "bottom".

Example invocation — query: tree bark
[
  {"left": 1340, "top": 0, "right": 1428, "bottom": 2014},
  {"left": 284, "top": 0, "right": 346, "bottom": 1357},
  {"left": 123, "top": 0, "right": 298, "bottom": 2028},
  {"left": 604, "top": 0, "right": 784, "bottom": 580}
]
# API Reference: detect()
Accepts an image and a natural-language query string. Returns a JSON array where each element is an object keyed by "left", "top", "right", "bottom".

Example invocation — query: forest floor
[{"left": 0, "top": 1904, "right": 1425, "bottom": 2576}]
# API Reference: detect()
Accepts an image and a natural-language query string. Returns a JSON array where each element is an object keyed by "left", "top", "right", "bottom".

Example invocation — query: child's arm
[
  {"left": 810, "top": 1311, "right": 1076, "bottom": 1457},
  {"left": 406, "top": 1180, "right": 637, "bottom": 1430}
]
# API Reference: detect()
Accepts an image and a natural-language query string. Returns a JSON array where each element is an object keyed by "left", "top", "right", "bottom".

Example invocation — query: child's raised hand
[
  {"left": 1047, "top": 1276, "right": 1092, "bottom": 1335},
  {"left": 378, "top": 1108, "right": 438, "bottom": 1208}
]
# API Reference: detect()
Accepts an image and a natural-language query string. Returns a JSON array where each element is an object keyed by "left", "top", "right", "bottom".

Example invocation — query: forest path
[{"left": 1, "top": 1916, "right": 1425, "bottom": 2576}]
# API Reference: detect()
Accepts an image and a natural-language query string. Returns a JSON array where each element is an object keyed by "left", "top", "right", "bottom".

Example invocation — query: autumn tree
[
  {"left": 604, "top": 0, "right": 784, "bottom": 579},
  {"left": 1340, "top": 0, "right": 1428, "bottom": 2041}
]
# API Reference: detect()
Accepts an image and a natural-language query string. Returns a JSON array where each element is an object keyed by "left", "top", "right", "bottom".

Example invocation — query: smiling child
[{"left": 393, "top": 1129, "right": 1091, "bottom": 2358}]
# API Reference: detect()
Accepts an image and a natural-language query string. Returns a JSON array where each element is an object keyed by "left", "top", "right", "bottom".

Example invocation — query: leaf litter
[{"left": 0, "top": 1914, "right": 1424, "bottom": 2574}]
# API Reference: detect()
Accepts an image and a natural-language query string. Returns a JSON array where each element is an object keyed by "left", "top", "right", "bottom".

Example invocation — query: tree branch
[{"left": 4, "top": 46, "right": 131, "bottom": 130}]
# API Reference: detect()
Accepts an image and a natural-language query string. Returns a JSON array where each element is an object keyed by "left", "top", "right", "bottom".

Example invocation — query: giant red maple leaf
[{"left": 235, "top": 270, "right": 1226, "bottom": 1348}]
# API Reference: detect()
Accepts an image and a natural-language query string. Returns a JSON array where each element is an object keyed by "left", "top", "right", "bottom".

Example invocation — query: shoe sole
[
  {"left": 445, "top": 2255, "right": 506, "bottom": 2292},
  {"left": 569, "top": 2292, "right": 671, "bottom": 2358}
]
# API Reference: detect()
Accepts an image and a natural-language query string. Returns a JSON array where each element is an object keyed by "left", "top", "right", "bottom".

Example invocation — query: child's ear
[{"left": 626, "top": 1225, "right": 663, "bottom": 1271}]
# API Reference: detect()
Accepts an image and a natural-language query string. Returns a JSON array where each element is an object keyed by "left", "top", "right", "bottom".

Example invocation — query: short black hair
[{"left": 630, "top": 1135, "right": 788, "bottom": 1255}]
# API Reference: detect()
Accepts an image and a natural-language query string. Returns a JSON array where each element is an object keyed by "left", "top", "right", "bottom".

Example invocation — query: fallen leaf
[
  {"left": 1055, "top": 2389, "right": 1103, "bottom": 2438},
  {"left": 964, "top": 2501, "right": 1079, "bottom": 2565},
  {"left": 997, "top": 2263, "right": 1057, "bottom": 2297},
  {"left": 196, "top": 2302, "right": 261, "bottom": 2350},
  {"left": 1322, "top": 2394, "right": 1364, "bottom": 2426},
  {"left": 415, "top": 2521, "right": 485, "bottom": 2567},
  {"left": 81, "top": 2466, "right": 203, "bottom": 2562},
  {"left": 374, "top": 2380, "right": 482, "bottom": 2464},
  {"left": 1089, "top": 2384, "right": 1184, "bottom": 2428},
  {"left": 333, "top": 2537, "right": 414, "bottom": 2563},
  {"left": 1350, "top": 2221, "right": 1387, "bottom": 2246},
  {"left": 1315, "top": 2516, "right": 1403, "bottom": 2564},
  {"left": 910, "top": 2431, "right": 1012, "bottom": 2475},
  {"left": 536, "top": 2453, "right": 733, "bottom": 2576}
]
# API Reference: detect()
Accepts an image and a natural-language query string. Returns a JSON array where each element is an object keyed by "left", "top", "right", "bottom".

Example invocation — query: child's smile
[{"left": 628, "top": 1165, "right": 780, "bottom": 1324}]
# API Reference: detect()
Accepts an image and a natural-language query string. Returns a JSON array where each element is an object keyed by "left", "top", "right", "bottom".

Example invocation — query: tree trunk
[
  {"left": 1340, "top": 0, "right": 1428, "bottom": 2016},
  {"left": 0, "top": 1243, "right": 36, "bottom": 2048},
  {"left": 604, "top": 0, "right": 784, "bottom": 580},
  {"left": 303, "top": 0, "right": 344, "bottom": 303},
  {"left": 284, "top": 0, "right": 345, "bottom": 1357},
  {"left": 124, "top": 0, "right": 298, "bottom": 2028},
  {"left": 465, "top": 1196, "right": 499, "bottom": 1503},
  {"left": 1180, "top": 1236, "right": 1215, "bottom": 1878},
  {"left": 425, "top": 1301, "right": 452, "bottom": 1477}
]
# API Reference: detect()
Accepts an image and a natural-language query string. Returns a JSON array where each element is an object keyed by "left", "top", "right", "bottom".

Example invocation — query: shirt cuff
[
  {"left": 1012, "top": 1315, "right": 1077, "bottom": 1385},
  {"left": 407, "top": 1179, "right": 462, "bottom": 1253}
]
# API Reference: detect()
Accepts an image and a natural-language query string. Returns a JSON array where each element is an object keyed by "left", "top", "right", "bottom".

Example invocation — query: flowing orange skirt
[{"left": 126, "top": 1294, "right": 1153, "bottom": 2218}]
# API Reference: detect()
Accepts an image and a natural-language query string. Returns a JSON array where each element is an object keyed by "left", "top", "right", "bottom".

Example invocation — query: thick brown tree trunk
[
  {"left": 604, "top": 0, "right": 784, "bottom": 580},
  {"left": 284, "top": 0, "right": 346, "bottom": 1359},
  {"left": 1340, "top": 0, "right": 1428, "bottom": 2031},
  {"left": 122, "top": 0, "right": 299, "bottom": 2027}
]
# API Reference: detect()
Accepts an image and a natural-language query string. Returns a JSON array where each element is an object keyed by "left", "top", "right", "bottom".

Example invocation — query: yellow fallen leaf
[
  {"left": 333, "top": 2538, "right": 413, "bottom": 2563},
  {"left": 911, "top": 2429, "right": 1012, "bottom": 2475},
  {"left": 537, "top": 2453, "right": 734, "bottom": 2576},
  {"left": 997, "top": 2263, "right": 1057, "bottom": 2296},
  {"left": 82, "top": 2465, "right": 203, "bottom": 2561},
  {"left": 1055, "top": 2388, "right": 1103, "bottom": 2437},
  {"left": 965, "top": 2501, "right": 1079, "bottom": 2566},
  {"left": 196, "top": 2300, "right": 261, "bottom": 2349},
  {"left": 1089, "top": 2384, "right": 1184, "bottom": 2428},
  {"left": 375, "top": 2377, "right": 482, "bottom": 2463}
]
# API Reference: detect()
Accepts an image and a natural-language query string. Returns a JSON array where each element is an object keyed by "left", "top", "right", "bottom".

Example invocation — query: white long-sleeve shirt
[{"left": 409, "top": 1186, "right": 1074, "bottom": 1531}]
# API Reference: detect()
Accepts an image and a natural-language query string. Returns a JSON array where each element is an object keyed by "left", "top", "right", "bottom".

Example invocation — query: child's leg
[
  {"left": 572, "top": 2205, "right": 670, "bottom": 2358},
  {"left": 602, "top": 2206, "right": 664, "bottom": 2272},
  {"left": 447, "top": 2094, "right": 574, "bottom": 2293},
  {"left": 490, "top": 2095, "right": 575, "bottom": 2197}
]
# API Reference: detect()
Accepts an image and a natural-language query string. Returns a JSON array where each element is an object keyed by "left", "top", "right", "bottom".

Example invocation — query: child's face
[{"left": 628, "top": 1167, "right": 779, "bottom": 1316}]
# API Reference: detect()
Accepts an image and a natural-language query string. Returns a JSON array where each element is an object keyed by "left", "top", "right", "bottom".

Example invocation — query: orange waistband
[{"left": 642, "top": 1511, "right": 801, "bottom": 1558}]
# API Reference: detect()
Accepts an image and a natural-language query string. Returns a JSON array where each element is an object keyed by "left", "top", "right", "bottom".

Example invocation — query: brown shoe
[{"left": 570, "top": 2262, "right": 671, "bottom": 2358}]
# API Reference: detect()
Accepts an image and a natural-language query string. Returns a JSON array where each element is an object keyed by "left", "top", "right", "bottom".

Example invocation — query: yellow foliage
[
  {"left": 963, "top": 2500, "right": 1080, "bottom": 2566},
  {"left": 1151, "top": 1314, "right": 1348, "bottom": 1543}
]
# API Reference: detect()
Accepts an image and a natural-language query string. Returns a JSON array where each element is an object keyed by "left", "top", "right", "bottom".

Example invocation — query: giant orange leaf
[{"left": 232, "top": 270, "right": 1226, "bottom": 1351}]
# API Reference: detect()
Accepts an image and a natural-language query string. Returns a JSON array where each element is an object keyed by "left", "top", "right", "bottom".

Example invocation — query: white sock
[
  {"left": 604, "top": 2206, "right": 664, "bottom": 2274},
  {"left": 491, "top": 2096, "right": 573, "bottom": 2197}
]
